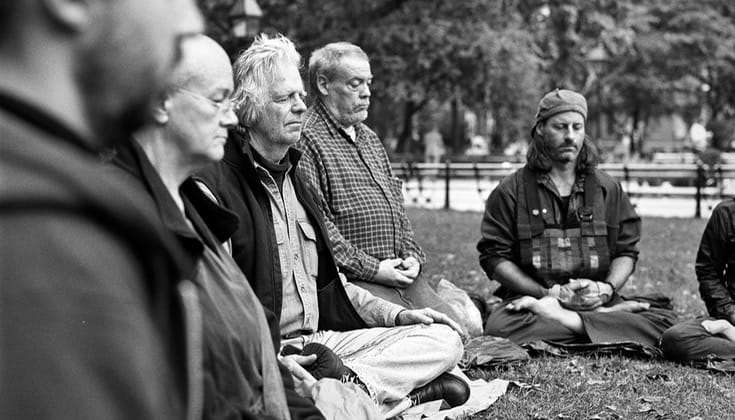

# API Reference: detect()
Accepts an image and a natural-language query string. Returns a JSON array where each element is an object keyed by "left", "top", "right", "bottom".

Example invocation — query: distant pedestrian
[{"left": 424, "top": 126, "right": 445, "bottom": 163}]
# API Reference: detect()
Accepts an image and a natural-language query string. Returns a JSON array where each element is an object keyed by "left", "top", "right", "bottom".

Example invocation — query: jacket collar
[
  {"left": 112, "top": 140, "right": 239, "bottom": 254},
  {"left": 228, "top": 125, "right": 303, "bottom": 171},
  {"left": 312, "top": 99, "right": 358, "bottom": 144}
]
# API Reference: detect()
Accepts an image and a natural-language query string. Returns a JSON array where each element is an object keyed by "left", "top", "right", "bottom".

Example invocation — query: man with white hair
[
  {"left": 1, "top": 1, "right": 203, "bottom": 418},
  {"left": 196, "top": 34, "right": 467, "bottom": 412}
]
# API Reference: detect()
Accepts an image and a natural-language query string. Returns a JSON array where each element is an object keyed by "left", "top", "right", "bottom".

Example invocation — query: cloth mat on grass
[{"left": 386, "top": 367, "right": 509, "bottom": 420}]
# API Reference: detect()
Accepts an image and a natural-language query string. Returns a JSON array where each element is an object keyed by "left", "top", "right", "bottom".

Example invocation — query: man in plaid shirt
[{"left": 297, "top": 42, "right": 460, "bottom": 324}]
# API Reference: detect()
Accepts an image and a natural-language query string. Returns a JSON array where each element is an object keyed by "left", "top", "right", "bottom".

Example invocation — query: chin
[{"left": 207, "top": 148, "right": 225, "bottom": 162}]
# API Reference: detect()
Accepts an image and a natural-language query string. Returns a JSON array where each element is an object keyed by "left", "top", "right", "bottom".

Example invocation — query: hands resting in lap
[{"left": 547, "top": 279, "right": 614, "bottom": 311}]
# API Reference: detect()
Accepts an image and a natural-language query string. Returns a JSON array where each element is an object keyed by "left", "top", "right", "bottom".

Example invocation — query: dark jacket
[
  {"left": 112, "top": 141, "right": 324, "bottom": 420},
  {"left": 195, "top": 128, "right": 367, "bottom": 336},
  {"left": 695, "top": 199, "right": 735, "bottom": 319},
  {"left": 0, "top": 95, "right": 193, "bottom": 419}
]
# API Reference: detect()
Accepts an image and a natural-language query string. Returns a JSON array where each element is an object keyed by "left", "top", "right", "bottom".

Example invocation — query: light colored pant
[{"left": 293, "top": 324, "right": 462, "bottom": 405}]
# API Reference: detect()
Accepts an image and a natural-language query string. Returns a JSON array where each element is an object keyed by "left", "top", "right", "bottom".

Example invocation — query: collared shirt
[
  {"left": 254, "top": 152, "right": 405, "bottom": 335},
  {"left": 695, "top": 199, "right": 735, "bottom": 319},
  {"left": 478, "top": 166, "right": 641, "bottom": 282},
  {"left": 296, "top": 100, "right": 425, "bottom": 281},
  {"left": 253, "top": 156, "right": 320, "bottom": 337}
]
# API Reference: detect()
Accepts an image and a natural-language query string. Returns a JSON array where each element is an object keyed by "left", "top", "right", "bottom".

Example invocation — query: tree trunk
[
  {"left": 450, "top": 97, "right": 460, "bottom": 154},
  {"left": 396, "top": 101, "right": 417, "bottom": 154},
  {"left": 630, "top": 108, "right": 640, "bottom": 155}
]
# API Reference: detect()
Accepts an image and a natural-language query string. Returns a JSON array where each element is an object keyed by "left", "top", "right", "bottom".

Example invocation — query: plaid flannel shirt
[{"left": 296, "top": 100, "right": 425, "bottom": 282}]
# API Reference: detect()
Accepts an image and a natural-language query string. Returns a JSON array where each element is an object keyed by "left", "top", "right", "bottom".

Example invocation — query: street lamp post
[
  {"left": 229, "top": 0, "right": 263, "bottom": 39},
  {"left": 585, "top": 44, "right": 610, "bottom": 144}
]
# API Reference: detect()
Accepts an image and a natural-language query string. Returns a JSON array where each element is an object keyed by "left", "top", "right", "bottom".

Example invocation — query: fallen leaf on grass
[
  {"left": 645, "top": 372, "right": 671, "bottom": 381},
  {"left": 508, "top": 380, "right": 543, "bottom": 392},
  {"left": 586, "top": 379, "right": 606, "bottom": 386},
  {"left": 637, "top": 403, "right": 653, "bottom": 413},
  {"left": 640, "top": 396, "right": 664, "bottom": 403}
]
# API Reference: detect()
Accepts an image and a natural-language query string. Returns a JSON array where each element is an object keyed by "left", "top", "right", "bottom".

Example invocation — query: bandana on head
[{"left": 534, "top": 88, "right": 587, "bottom": 126}]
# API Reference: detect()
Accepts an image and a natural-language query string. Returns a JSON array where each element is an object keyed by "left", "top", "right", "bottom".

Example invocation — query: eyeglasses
[{"left": 174, "top": 87, "right": 234, "bottom": 114}]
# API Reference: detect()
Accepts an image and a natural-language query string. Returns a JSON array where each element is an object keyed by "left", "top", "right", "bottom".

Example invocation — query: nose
[
  {"left": 221, "top": 107, "right": 238, "bottom": 128},
  {"left": 360, "top": 83, "right": 371, "bottom": 98},
  {"left": 292, "top": 94, "right": 307, "bottom": 114}
]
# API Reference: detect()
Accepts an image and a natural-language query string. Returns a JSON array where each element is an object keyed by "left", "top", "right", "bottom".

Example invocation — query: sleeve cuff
[
  {"left": 362, "top": 257, "right": 380, "bottom": 281},
  {"left": 383, "top": 304, "right": 406, "bottom": 327}
]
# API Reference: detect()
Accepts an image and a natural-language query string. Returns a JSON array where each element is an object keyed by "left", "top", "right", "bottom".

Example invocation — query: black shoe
[{"left": 408, "top": 372, "right": 470, "bottom": 408}]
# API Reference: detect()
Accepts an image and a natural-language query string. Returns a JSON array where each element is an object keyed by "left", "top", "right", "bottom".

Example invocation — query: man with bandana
[{"left": 477, "top": 89, "right": 677, "bottom": 348}]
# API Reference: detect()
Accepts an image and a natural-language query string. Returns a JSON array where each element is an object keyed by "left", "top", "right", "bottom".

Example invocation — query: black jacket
[
  {"left": 695, "top": 198, "right": 735, "bottom": 319},
  {"left": 195, "top": 128, "right": 367, "bottom": 337}
]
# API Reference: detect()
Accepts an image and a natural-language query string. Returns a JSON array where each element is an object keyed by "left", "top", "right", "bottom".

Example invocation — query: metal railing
[{"left": 391, "top": 161, "right": 735, "bottom": 217}]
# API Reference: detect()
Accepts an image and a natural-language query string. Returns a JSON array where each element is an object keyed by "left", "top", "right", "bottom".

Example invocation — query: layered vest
[{"left": 517, "top": 168, "right": 610, "bottom": 287}]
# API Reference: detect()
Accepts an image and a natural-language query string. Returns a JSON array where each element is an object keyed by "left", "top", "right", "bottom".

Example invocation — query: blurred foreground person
[
  {"left": 196, "top": 34, "right": 466, "bottom": 415},
  {"left": 661, "top": 200, "right": 735, "bottom": 362},
  {"left": 0, "top": 1, "right": 203, "bottom": 419},
  {"left": 478, "top": 89, "right": 677, "bottom": 348},
  {"left": 296, "top": 42, "right": 462, "bottom": 327}
]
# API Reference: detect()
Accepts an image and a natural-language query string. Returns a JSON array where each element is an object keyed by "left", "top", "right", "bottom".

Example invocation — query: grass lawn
[{"left": 408, "top": 209, "right": 734, "bottom": 420}]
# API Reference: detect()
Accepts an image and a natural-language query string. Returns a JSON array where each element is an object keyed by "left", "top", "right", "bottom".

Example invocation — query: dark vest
[{"left": 517, "top": 168, "right": 610, "bottom": 287}]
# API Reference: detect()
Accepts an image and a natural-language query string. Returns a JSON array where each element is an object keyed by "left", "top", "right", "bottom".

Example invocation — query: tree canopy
[{"left": 198, "top": 0, "right": 735, "bottom": 155}]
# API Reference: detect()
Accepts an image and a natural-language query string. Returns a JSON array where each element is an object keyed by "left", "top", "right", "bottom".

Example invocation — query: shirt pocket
[{"left": 297, "top": 218, "right": 319, "bottom": 278}]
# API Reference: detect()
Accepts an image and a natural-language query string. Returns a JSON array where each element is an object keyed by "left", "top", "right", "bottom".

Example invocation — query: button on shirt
[{"left": 296, "top": 101, "right": 425, "bottom": 282}]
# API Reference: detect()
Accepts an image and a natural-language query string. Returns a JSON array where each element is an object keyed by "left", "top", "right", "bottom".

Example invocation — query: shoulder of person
[
  {"left": 498, "top": 167, "right": 526, "bottom": 192},
  {"left": 592, "top": 168, "right": 622, "bottom": 193},
  {"left": 710, "top": 198, "right": 735, "bottom": 222},
  {"left": 356, "top": 122, "right": 379, "bottom": 139},
  {"left": 300, "top": 106, "right": 328, "bottom": 136}
]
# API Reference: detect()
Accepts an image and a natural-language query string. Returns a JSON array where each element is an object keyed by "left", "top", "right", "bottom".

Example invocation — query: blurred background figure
[{"left": 424, "top": 126, "right": 445, "bottom": 163}]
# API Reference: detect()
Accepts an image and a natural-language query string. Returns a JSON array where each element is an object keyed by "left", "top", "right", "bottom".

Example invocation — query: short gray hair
[
  {"left": 308, "top": 42, "right": 368, "bottom": 97},
  {"left": 231, "top": 33, "right": 301, "bottom": 126}
]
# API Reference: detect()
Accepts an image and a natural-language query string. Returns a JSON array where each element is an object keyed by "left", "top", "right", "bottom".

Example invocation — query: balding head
[
  {"left": 153, "top": 35, "right": 237, "bottom": 170},
  {"left": 169, "top": 35, "right": 232, "bottom": 93}
]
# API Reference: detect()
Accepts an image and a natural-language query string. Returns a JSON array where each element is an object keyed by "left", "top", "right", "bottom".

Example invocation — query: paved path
[{"left": 402, "top": 178, "right": 724, "bottom": 218}]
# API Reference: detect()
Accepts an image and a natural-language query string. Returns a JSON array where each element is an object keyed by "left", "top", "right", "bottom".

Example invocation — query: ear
[
  {"left": 151, "top": 98, "right": 170, "bottom": 125},
  {"left": 534, "top": 123, "right": 543, "bottom": 137},
  {"left": 316, "top": 74, "right": 330, "bottom": 96},
  {"left": 41, "top": 0, "right": 92, "bottom": 32}
]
